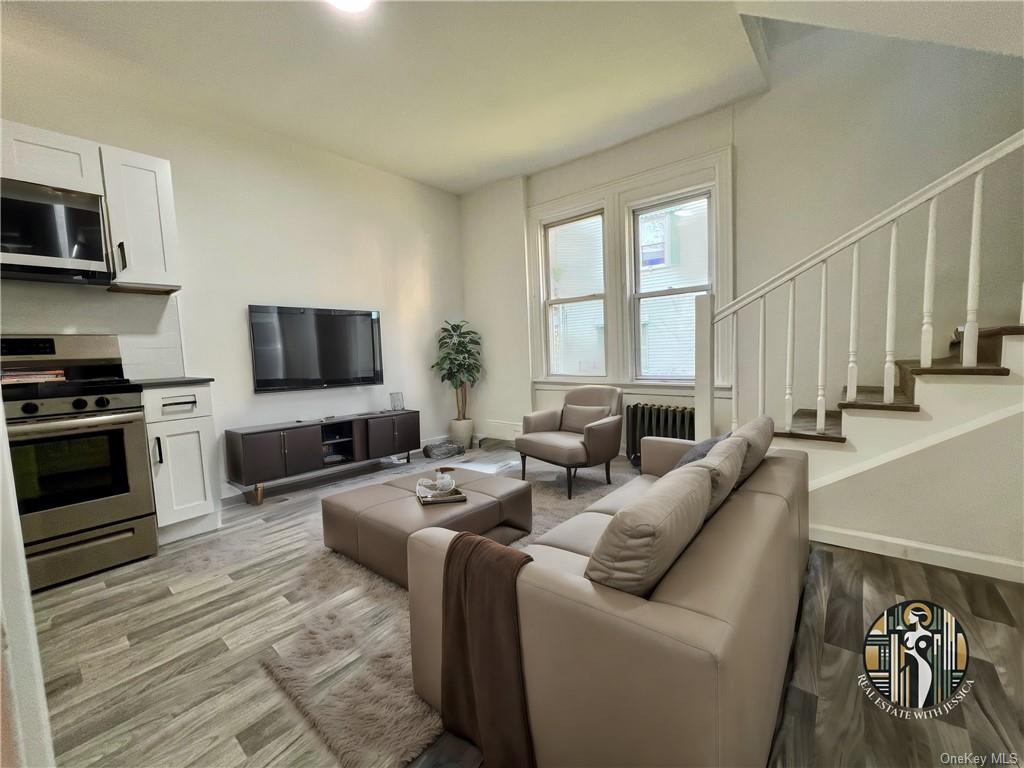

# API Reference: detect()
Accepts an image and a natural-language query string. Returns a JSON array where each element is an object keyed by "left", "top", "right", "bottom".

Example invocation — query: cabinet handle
[
  {"left": 281, "top": 432, "right": 287, "bottom": 455},
  {"left": 155, "top": 436, "right": 164, "bottom": 464},
  {"left": 117, "top": 241, "right": 127, "bottom": 271}
]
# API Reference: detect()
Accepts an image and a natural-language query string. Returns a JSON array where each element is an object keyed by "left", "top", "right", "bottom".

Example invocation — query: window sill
[{"left": 533, "top": 378, "right": 733, "bottom": 395}]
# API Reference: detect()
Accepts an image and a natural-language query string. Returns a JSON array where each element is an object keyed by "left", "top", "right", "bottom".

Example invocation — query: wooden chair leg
[
  {"left": 605, "top": 461, "right": 611, "bottom": 484},
  {"left": 520, "top": 454, "right": 526, "bottom": 480},
  {"left": 566, "top": 466, "right": 573, "bottom": 499}
]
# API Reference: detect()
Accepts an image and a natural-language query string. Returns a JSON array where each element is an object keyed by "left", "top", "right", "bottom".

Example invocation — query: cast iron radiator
[{"left": 625, "top": 403, "right": 695, "bottom": 467}]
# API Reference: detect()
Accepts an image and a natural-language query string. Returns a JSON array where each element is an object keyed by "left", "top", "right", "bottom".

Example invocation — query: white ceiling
[{"left": 1, "top": 2, "right": 767, "bottom": 194}]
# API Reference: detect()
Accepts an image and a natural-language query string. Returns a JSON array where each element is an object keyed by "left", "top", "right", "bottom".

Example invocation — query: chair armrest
[
  {"left": 583, "top": 414, "right": 622, "bottom": 464},
  {"left": 521, "top": 409, "right": 561, "bottom": 435},
  {"left": 640, "top": 436, "right": 696, "bottom": 476}
]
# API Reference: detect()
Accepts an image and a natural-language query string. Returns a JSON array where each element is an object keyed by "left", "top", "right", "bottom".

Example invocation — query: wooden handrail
[{"left": 714, "top": 130, "right": 1023, "bottom": 323}]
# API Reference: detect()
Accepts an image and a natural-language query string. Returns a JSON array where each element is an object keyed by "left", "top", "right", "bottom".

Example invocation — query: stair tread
[
  {"left": 838, "top": 386, "right": 919, "bottom": 411},
  {"left": 774, "top": 408, "right": 846, "bottom": 443},
  {"left": 951, "top": 324, "right": 1024, "bottom": 341},
  {"left": 897, "top": 356, "right": 1010, "bottom": 376}
]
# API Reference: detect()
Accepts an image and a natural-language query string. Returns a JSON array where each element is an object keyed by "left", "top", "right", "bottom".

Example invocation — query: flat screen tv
[{"left": 248, "top": 305, "right": 384, "bottom": 392}]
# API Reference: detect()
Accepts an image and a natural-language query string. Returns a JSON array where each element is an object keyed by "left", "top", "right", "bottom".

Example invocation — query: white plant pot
[{"left": 449, "top": 418, "right": 474, "bottom": 449}]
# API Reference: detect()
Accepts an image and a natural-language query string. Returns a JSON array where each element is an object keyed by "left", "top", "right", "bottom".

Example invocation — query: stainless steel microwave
[{"left": 0, "top": 177, "right": 110, "bottom": 275}]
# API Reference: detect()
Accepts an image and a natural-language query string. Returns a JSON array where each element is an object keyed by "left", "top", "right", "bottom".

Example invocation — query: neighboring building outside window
[
  {"left": 634, "top": 195, "right": 710, "bottom": 379},
  {"left": 545, "top": 213, "right": 606, "bottom": 376}
]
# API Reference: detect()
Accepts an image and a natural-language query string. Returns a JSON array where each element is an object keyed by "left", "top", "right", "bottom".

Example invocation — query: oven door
[
  {"left": 0, "top": 178, "right": 110, "bottom": 274},
  {"left": 7, "top": 410, "right": 154, "bottom": 543}
]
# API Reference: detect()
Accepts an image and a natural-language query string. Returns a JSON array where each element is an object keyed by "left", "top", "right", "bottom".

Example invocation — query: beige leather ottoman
[{"left": 322, "top": 468, "right": 531, "bottom": 587}]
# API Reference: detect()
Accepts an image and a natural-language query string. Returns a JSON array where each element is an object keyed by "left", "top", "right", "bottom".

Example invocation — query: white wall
[
  {"left": 460, "top": 177, "right": 533, "bottom": 440},
  {"left": 467, "top": 24, "right": 1023, "bottom": 436},
  {"left": 1, "top": 22, "right": 464, "bottom": 496}
]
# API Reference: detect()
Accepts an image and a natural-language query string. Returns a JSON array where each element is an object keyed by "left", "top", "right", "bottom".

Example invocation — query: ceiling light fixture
[{"left": 328, "top": 0, "right": 373, "bottom": 13}]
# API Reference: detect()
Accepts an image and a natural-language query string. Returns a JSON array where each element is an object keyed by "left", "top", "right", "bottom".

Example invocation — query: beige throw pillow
[
  {"left": 561, "top": 404, "right": 610, "bottom": 433},
  {"left": 585, "top": 466, "right": 711, "bottom": 597},
  {"left": 732, "top": 415, "right": 775, "bottom": 483},
  {"left": 685, "top": 436, "right": 748, "bottom": 515}
]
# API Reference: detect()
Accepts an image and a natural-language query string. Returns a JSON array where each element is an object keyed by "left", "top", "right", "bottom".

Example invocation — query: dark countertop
[
  {"left": 226, "top": 409, "right": 418, "bottom": 435},
  {"left": 132, "top": 376, "right": 215, "bottom": 389}
]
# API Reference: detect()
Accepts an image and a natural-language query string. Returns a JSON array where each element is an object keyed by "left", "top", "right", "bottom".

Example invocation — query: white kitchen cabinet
[
  {"left": 143, "top": 385, "right": 217, "bottom": 528},
  {"left": 1, "top": 119, "right": 104, "bottom": 194},
  {"left": 101, "top": 145, "right": 181, "bottom": 292}
]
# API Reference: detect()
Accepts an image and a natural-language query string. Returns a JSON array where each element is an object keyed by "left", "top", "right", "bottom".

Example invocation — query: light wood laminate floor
[{"left": 32, "top": 450, "right": 1023, "bottom": 767}]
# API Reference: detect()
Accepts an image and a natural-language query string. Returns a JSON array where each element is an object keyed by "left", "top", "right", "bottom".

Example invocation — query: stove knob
[
  {"left": 20, "top": 402, "right": 39, "bottom": 415},
  {"left": 72, "top": 398, "right": 89, "bottom": 410},
  {"left": 95, "top": 396, "right": 111, "bottom": 408}
]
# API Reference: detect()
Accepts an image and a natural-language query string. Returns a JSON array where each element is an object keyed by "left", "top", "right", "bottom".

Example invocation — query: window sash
[
  {"left": 546, "top": 296, "right": 607, "bottom": 376},
  {"left": 631, "top": 193, "right": 711, "bottom": 380}
]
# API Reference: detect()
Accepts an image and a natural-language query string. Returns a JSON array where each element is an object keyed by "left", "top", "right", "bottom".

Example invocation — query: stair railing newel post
[
  {"left": 963, "top": 172, "right": 985, "bottom": 367},
  {"left": 757, "top": 296, "right": 766, "bottom": 417},
  {"left": 784, "top": 280, "right": 796, "bottom": 432},
  {"left": 920, "top": 197, "right": 938, "bottom": 368},
  {"left": 816, "top": 261, "right": 828, "bottom": 434},
  {"left": 883, "top": 221, "right": 899, "bottom": 404},
  {"left": 847, "top": 242, "right": 860, "bottom": 402},
  {"left": 731, "top": 314, "right": 739, "bottom": 431},
  {"left": 694, "top": 293, "right": 715, "bottom": 441}
]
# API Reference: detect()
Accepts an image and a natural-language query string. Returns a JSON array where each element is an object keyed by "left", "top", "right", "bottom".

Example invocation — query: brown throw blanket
[{"left": 441, "top": 531, "right": 536, "bottom": 768}]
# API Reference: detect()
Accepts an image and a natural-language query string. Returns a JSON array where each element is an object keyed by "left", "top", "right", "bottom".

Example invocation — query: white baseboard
[{"left": 810, "top": 523, "right": 1024, "bottom": 583}]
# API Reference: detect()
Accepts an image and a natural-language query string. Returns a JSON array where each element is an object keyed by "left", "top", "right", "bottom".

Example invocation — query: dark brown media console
[{"left": 225, "top": 409, "right": 420, "bottom": 504}]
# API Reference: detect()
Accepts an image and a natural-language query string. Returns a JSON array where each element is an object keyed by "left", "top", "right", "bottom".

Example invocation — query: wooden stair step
[
  {"left": 774, "top": 409, "right": 845, "bottom": 443},
  {"left": 949, "top": 324, "right": 1023, "bottom": 365},
  {"left": 898, "top": 355, "right": 1010, "bottom": 376},
  {"left": 838, "top": 385, "right": 920, "bottom": 412}
]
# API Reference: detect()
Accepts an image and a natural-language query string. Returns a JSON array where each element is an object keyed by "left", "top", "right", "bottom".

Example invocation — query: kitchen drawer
[{"left": 143, "top": 384, "right": 213, "bottom": 424}]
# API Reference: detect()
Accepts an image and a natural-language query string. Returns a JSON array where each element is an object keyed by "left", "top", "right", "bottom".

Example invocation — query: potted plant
[{"left": 431, "top": 320, "right": 482, "bottom": 448}]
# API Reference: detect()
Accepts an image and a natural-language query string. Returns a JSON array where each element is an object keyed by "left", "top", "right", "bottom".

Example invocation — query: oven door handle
[{"left": 7, "top": 411, "right": 145, "bottom": 438}]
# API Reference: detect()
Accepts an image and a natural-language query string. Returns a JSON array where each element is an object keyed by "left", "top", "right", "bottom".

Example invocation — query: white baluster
[
  {"left": 846, "top": 243, "right": 860, "bottom": 402},
  {"left": 920, "top": 197, "right": 938, "bottom": 367},
  {"left": 963, "top": 172, "right": 984, "bottom": 367},
  {"left": 883, "top": 221, "right": 899, "bottom": 403},
  {"left": 758, "top": 296, "right": 766, "bottom": 417},
  {"left": 816, "top": 262, "right": 828, "bottom": 433},
  {"left": 1020, "top": 282, "right": 1024, "bottom": 325},
  {"left": 731, "top": 314, "right": 739, "bottom": 430},
  {"left": 784, "top": 280, "right": 795, "bottom": 432}
]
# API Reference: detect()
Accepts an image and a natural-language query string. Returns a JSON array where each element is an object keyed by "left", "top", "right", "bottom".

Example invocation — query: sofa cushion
[
  {"left": 584, "top": 474, "right": 658, "bottom": 516},
  {"left": 561, "top": 404, "right": 611, "bottom": 433},
  {"left": 673, "top": 431, "right": 731, "bottom": 469},
  {"left": 535, "top": 512, "right": 612, "bottom": 557},
  {"left": 732, "top": 416, "right": 774, "bottom": 483},
  {"left": 683, "top": 436, "right": 748, "bottom": 515},
  {"left": 515, "top": 431, "right": 588, "bottom": 465},
  {"left": 584, "top": 466, "right": 711, "bottom": 597}
]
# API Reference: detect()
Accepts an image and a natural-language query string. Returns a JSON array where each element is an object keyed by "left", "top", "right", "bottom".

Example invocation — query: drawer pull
[{"left": 162, "top": 398, "right": 198, "bottom": 408}]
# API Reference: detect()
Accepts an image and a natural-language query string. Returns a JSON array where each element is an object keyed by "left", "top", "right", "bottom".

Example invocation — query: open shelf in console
[{"left": 322, "top": 422, "right": 355, "bottom": 465}]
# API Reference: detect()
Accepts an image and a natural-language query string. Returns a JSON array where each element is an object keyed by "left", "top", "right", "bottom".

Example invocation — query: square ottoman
[{"left": 322, "top": 468, "right": 532, "bottom": 587}]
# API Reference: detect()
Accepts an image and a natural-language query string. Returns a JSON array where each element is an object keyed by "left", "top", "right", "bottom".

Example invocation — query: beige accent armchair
[{"left": 515, "top": 385, "right": 623, "bottom": 498}]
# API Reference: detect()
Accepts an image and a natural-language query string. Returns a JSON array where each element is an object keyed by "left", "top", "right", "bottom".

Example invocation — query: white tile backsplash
[{"left": 0, "top": 280, "right": 186, "bottom": 379}]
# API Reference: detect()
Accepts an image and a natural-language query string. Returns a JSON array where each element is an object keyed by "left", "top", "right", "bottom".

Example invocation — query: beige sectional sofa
[{"left": 408, "top": 435, "right": 808, "bottom": 768}]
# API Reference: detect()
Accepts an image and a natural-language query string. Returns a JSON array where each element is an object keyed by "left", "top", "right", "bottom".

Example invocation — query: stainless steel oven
[{"left": 0, "top": 178, "right": 110, "bottom": 276}]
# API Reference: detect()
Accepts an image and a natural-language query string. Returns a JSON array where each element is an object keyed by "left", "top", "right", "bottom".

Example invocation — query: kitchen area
[{"left": 1, "top": 119, "right": 220, "bottom": 591}]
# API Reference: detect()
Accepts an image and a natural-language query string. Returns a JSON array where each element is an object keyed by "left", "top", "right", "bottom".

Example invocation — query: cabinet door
[
  {"left": 1, "top": 119, "right": 103, "bottom": 194},
  {"left": 100, "top": 145, "right": 180, "bottom": 290},
  {"left": 284, "top": 426, "right": 324, "bottom": 476},
  {"left": 149, "top": 416, "right": 216, "bottom": 527},
  {"left": 394, "top": 412, "right": 420, "bottom": 454},
  {"left": 240, "top": 431, "right": 286, "bottom": 484},
  {"left": 367, "top": 417, "right": 396, "bottom": 459}
]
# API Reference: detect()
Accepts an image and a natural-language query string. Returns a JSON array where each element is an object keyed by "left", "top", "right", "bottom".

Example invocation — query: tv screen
[{"left": 248, "top": 305, "right": 384, "bottom": 392}]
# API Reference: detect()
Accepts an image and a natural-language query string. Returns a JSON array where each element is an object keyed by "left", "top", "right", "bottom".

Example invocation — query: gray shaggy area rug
[{"left": 262, "top": 458, "right": 635, "bottom": 768}]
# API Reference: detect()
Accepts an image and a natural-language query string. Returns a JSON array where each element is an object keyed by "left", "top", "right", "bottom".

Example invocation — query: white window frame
[
  {"left": 542, "top": 210, "right": 608, "bottom": 378},
  {"left": 526, "top": 146, "right": 733, "bottom": 389},
  {"left": 628, "top": 191, "right": 712, "bottom": 383}
]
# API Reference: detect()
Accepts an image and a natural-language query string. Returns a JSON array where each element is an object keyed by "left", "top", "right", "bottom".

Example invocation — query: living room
[{"left": 1, "top": 2, "right": 1021, "bottom": 767}]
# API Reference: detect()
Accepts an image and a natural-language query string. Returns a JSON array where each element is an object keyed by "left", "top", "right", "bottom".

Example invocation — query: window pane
[
  {"left": 548, "top": 299, "right": 605, "bottom": 376},
  {"left": 636, "top": 197, "right": 708, "bottom": 294},
  {"left": 547, "top": 214, "right": 604, "bottom": 299},
  {"left": 638, "top": 293, "right": 699, "bottom": 378}
]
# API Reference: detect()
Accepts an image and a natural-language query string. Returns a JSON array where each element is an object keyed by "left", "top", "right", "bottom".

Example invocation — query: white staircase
[{"left": 694, "top": 130, "right": 1024, "bottom": 581}]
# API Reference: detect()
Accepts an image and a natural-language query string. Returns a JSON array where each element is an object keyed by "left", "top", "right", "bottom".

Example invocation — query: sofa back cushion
[
  {"left": 673, "top": 431, "right": 731, "bottom": 469},
  {"left": 685, "top": 436, "right": 748, "bottom": 515},
  {"left": 561, "top": 404, "right": 610, "bottom": 433},
  {"left": 584, "top": 466, "right": 711, "bottom": 597},
  {"left": 732, "top": 416, "right": 774, "bottom": 483}
]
